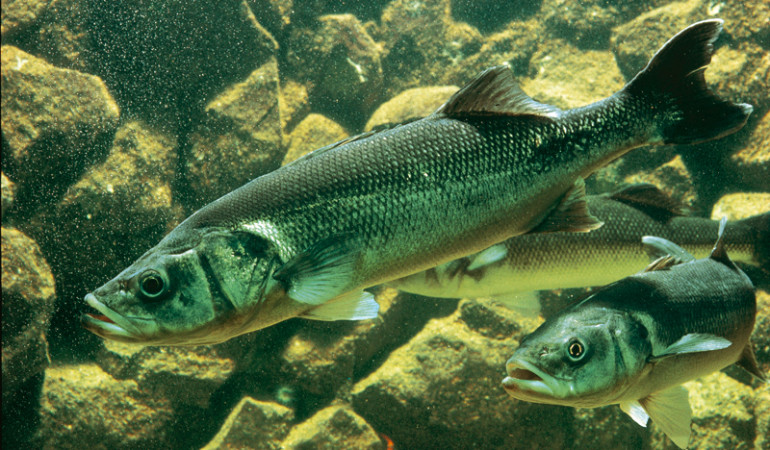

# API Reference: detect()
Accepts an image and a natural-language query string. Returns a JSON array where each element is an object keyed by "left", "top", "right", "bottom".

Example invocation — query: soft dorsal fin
[
  {"left": 734, "top": 341, "right": 766, "bottom": 381},
  {"left": 608, "top": 183, "right": 686, "bottom": 222},
  {"left": 711, "top": 217, "right": 738, "bottom": 270},
  {"left": 434, "top": 65, "right": 561, "bottom": 119}
]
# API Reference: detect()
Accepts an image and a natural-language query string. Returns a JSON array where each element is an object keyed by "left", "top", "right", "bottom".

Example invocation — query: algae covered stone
[
  {"left": 203, "top": 397, "right": 294, "bottom": 450},
  {"left": 1, "top": 227, "right": 55, "bottom": 395}
]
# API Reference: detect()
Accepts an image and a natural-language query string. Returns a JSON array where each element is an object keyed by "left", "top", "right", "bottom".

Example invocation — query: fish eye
[
  {"left": 138, "top": 271, "right": 166, "bottom": 300},
  {"left": 567, "top": 340, "right": 585, "bottom": 360}
]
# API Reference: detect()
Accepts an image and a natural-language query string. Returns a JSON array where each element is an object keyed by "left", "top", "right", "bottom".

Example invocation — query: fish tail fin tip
[{"left": 623, "top": 19, "right": 752, "bottom": 145}]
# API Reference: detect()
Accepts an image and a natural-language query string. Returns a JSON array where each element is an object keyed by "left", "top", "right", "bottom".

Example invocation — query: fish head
[
  {"left": 82, "top": 226, "right": 284, "bottom": 345},
  {"left": 503, "top": 304, "right": 650, "bottom": 407}
]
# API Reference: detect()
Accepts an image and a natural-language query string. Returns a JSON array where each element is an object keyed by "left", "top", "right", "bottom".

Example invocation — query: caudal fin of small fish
[{"left": 623, "top": 19, "right": 753, "bottom": 145}]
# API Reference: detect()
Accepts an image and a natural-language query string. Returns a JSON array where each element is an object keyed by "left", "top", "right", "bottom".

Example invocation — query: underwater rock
[
  {"left": 0, "top": 0, "right": 48, "bottom": 39},
  {"left": 15, "top": 0, "right": 96, "bottom": 73},
  {"left": 85, "top": 0, "right": 275, "bottom": 125},
  {"left": 97, "top": 340, "right": 236, "bottom": 409},
  {"left": 364, "top": 85, "right": 458, "bottom": 131},
  {"left": 280, "top": 79, "right": 311, "bottom": 134},
  {"left": 1, "top": 45, "right": 119, "bottom": 207},
  {"left": 351, "top": 298, "right": 571, "bottom": 449},
  {"left": 441, "top": 19, "right": 540, "bottom": 87},
  {"left": 283, "top": 113, "right": 348, "bottom": 165},
  {"left": 1, "top": 227, "right": 55, "bottom": 396},
  {"left": 202, "top": 397, "right": 294, "bottom": 450},
  {"left": 247, "top": 0, "right": 294, "bottom": 36},
  {"left": 726, "top": 112, "right": 769, "bottom": 191},
  {"left": 281, "top": 404, "right": 384, "bottom": 449},
  {"left": 28, "top": 120, "right": 182, "bottom": 301},
  {"left": 1, "top": 173, "right": 15, "bottom": 217},
  {"left": 36, "top": 363, "right": 174, "bottom": 448},
  {"left": 187, "top": 57, "right": 284, "bottom": 205},
  {"left": 710, "top": 192, "right": 770, "bottom": 221},
  {"left": 378, "top": 0, "right": 483, "bottom": 98},
  {"left": 611, "top": 0, "right": 707, "bottom": 80},
  {"left": 709, "top": 42, "right": 770, "bottom": 117},
  {"left": 711, "top": 1, "right": 770, "bottom": 47},
  {"left": 624, "top": 155, "right": 698, "bottom": 208},
  {"left": 755, "top": 380, "right": 770, "bottom": 450},
  {"left": 286, "top": 14, "right": 384, "bottom": 127},
  {"left": 278, "top": 288, "right": 457, "bottom": 398},
  {"left": 541, "top": 0, "right": 624, "bottom": 49},
  {"left": 520, "top": 38, "right": 625, "bottom": 109},
  {"left": 752, "top": 290, "right": 769, "bottom": 378}
]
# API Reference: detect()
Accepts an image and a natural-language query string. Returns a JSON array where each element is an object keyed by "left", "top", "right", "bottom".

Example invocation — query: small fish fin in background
[
  {"left": 607, "top": 183, "right": 687, "bottom": 223},
  {"left": 300, "top": 290, "right": 379, "bottom": 321},
  {"left": 528, "top": 178, "right": 604, "bottom": 234},
  {"left": 641, "top": 236, "right": 696, "bottom": 269},
  {"left": 433, "top": 64, "right": 561, "bottom": 119},
  {"left": 734, "top": 342, "right": 767, "bottom": 381},
  {"left": 273, "top": 235, "right": 359, "bottom": 305},
  {"left": 621, "top": 19, "right": 752, "bottom": 145},
  {"left": 467, "top": 244, "right": 508, "bottom": 271},
  {"left": 649, "top": 333, "right": 732, "bottom": 363},
  {"left": 491, "top": 291, "right": 541, "bottom": 318},
  {"left": 639, "top": 385, "right": 692, "bottom": 449},
  {"left": 710, "top": 217, "right": 739, "bottom": 270}
]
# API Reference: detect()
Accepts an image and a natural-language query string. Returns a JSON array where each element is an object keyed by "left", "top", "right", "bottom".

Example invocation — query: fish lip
[
  {"left": 502, "top": 358, "right": 558, "bottom": 398},
  {"left": 82, "top": 293, "right": 144, "bottom": 340}
]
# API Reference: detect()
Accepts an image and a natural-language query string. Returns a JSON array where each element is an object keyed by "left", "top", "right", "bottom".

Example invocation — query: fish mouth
[
  {"left": 82, "top": 293, "right": 144, "bottom": 342},
  {"left": 502, "top": 358, "right": 559, "bottom": 398}
]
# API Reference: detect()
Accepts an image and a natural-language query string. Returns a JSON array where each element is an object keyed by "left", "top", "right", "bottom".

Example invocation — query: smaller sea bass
[
  {"left": 502, "top": 219, "right": 765, "bottom": 448},
  {"left": 389, "top": 184, "right": 769, "bottom": 315}
]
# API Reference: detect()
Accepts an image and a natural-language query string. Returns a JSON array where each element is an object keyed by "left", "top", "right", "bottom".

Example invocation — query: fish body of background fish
[
  {"left": 389, "top": 186, "right": 769, "bottom": 300},
  {"left": 83, "top": 19, "right": 753, "bottom": 345},
  {"left": 502, "top": 223, "right": 762, "bottom": 448}
]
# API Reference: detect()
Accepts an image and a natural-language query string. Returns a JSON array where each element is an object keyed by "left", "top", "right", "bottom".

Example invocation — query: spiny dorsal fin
[
  {"left": 711, "top": 217, "right": 738, "bottom": 270},
  {"left": 608, "top": 183, "right": 686, "bottom": 222},
  {"left": 529, "top": 178, "right": 604, "bottom": 234},
  {"left": 735, "top": 341, "right": 766, "bottom": 382},
  {"left": 434, "top": 65, "right": 561, "bottom": 119}
]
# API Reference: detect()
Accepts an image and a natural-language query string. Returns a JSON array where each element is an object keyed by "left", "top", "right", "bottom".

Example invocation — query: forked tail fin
[{"left": 622, "top": 19, "right": 753, "bottom": 145}]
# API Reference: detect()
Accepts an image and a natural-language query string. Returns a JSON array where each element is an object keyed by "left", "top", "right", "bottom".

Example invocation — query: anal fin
[{"left": 528, "top": 179, "right": 603, "bottom": 234}]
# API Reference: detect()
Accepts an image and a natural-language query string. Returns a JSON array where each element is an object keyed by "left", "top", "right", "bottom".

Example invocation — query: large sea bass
[
  {"left": 389, "top": 184, "right": 769, "bottom": 315},
  {"left": 502, "top": 219, "right": 765, "bottom": 448},
  {"left": 83, "top": 20, "right": 752, "bottom": 345}
]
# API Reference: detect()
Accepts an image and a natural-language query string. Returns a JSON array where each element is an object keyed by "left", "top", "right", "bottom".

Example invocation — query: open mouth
[
  {"left": 502, "top": 358, "right": 557, "bottom": 398},
  {"left": 82, "top": 293, "right": 142, "bottom": 341}
]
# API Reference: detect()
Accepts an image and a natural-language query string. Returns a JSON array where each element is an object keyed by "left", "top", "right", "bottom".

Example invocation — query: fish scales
[{"left": 82, "top": 19, "right": 754, "bottom": 345}]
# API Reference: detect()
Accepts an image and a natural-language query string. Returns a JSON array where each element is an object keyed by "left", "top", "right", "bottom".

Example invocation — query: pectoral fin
[
  {"left": 492, "top": 291, "right": 541, "bottom": 317},
  {"left": 640, "top": 386, "right": 692, "bottom": 449},
  {"left": 274, "top": 236, "right": 358, "bottom": 305},
  {"left": 528, "top": 179, "right": 604, "bottom": 234},
  {"left": 301, "top": 290, "right": 379, "bottom": 321},
  {"left": 649, "top": 333, "right": 732, "bottom": 362}
]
